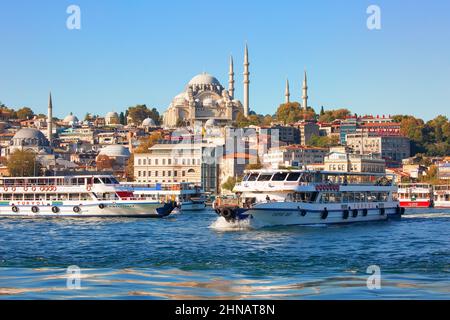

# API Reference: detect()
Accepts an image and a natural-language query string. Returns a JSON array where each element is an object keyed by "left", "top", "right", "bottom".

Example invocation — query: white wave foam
[{"left": 209, "top": 216, "right": 254, "bottom": 231}]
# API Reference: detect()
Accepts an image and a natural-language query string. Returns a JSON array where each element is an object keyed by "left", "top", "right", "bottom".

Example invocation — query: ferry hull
[
  {"left": 434, "top": 201, "right": 450, "bottom": 208},
  {"left": 225, "top": 202, "right": 401, "bottom": 227},
  {"left": 0, "top": 201, "right": 175, "bottom": 218},
  {"left": 181, "top": 201, "right": 206, "bottom": 211},
  {"left": 399, "top": 201, "right": 432, "bottom": 208}
]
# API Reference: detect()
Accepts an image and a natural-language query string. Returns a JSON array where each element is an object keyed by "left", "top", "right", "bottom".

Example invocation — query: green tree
[
  {"left": 119, "top": 112, "right": 126, "bottom": 125},
  {"left": 318, "top": 108, "right": 351, "bottom": 122},
  {"left": 127, "top": 105, "right": 160, "bottom": 125},
  {"left": 7, "top": 150, "right": 42, "bottom": 176},
  {"left": 221, "top": 176, "right": 238, "bottom": 192},
  {"left": 15, "top": 107, "right": 34, "bottom": 120},
  {"left": 308, "top": 134, "right": 339, "bottom": 148},
  {"left": 134, "top": 131, "right": 163, "bottom": 153}
]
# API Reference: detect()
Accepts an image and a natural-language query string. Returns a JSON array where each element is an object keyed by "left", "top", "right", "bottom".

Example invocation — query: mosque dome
[
  {"left": 142, "top": 118, "right": 156, "bottom": 127},
  {"left": 105, "top": 111, "right": 119, "bottom": 119},
  {"left": 188, "top": 73, "right": 221, "bottom": 87},
  {"left": 98, "top": 145, "right": 130, "bottom": 158},
  {"left": 63, "top": 113, "right": 79, "bottom": 124},
  {"left": 11, "top": 128, "right": 49, "bottom": 148}
]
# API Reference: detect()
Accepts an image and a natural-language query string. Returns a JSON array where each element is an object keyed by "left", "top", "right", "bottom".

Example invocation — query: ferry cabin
[
  {"left": 215, "top": 170, "right": 401, "bottom": 226},
  {"left": 433, "top": 185, "right": 450, "bottom": 208},
  {"left": 0, "top": 175, "right": 176, "bottom": 218},
  {"left": 397, "top": 183, "right": 433, "bottom": 208}
]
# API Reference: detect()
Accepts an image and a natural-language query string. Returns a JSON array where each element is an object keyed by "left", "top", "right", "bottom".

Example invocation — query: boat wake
[
  {"left": 209, "top": 216, "right": 254, "bottom": 231},
  {"left": 403, "top": 212, "right": 450, "bottom": 219}
]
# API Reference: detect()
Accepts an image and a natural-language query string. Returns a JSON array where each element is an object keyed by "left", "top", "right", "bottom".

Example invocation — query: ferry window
[
  {"left": 257, "top": 174, "right": 273, "bottom": 182},
  {"left": 24, "top": 194, "right": 34, "bottom": 201},
  {"left": 329, "top": 193, "right": 341, "bottom": 203},
  {"left": 13, "top": 194, "right": 23, "bottom": 201},
  {"left": 78, "top": 178, "right": 85, "bottom": 185},
  {"left": 94, "top": 178, "right": 102, "bottom": 184},
  {"left": 247, "top": 173, "right": 259, "bottom": 181},
  {"left": 3, "top": 194, "right": 12, "bottom": 200},
  {"left": 36, "top": 194, "right": 45, "bottom": 201},
  {"left": 286, "top": 172, "right": 301, "bottom": 181},
  {"left": 69, "top": 193, "right": 80, "bottom": 200},
  {"left": 347, "top": 192, "right": 355, "bottom": 202},
  {"left": 272, "top": 172, "right": 288, "bottom": 181}
]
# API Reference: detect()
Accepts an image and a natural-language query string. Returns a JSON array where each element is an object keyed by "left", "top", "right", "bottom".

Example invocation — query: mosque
[{"left": 163, "top": 45, "right": 251, "bottom": 128}]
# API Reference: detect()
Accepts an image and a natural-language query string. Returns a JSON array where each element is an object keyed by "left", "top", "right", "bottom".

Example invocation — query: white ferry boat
[
  {"left": 0, "top": 175, "right": 177, "bottom": 218},
  {"left": 433, "top": 185, "right": 450, "bottom": 208},
  {"left": 213, "top": 170, "right": 403, "bottom": 227},
  {"left": 122, "top": 182, "right": 206, "bottom": 212},
  {"left": 397, "top": 183, "right": 434, "bottom": 208}
]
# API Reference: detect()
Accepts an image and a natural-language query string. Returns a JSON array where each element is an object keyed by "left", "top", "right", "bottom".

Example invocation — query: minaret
[
  {"left": 302, "top": 70, "right": 308, "bottom": 110},
  {"left": 285, "top": 78, "right": 290, "bottom": 103},
  {"left": 47, "top": 92, "right": 53, "bottom": 145},
  {"left": 228, "top": 55, "right": 235, "bottom": 99},
  {"left": 243, "top": 43, "right": 250, "bottom": 117}
]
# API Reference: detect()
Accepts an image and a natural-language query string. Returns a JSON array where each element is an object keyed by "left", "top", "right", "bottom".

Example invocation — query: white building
[{"left": 263, "top": 145, "right": 328, "bottom": 169}]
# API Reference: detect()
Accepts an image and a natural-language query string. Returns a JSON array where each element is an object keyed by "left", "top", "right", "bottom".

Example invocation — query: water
[{"left": 0, "top": 209, "right": 449, "bottom": 299}]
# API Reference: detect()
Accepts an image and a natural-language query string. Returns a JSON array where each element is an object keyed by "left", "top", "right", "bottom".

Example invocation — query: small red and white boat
[{"left": 397, "top": 183, "right": 433, "bottom": 208}]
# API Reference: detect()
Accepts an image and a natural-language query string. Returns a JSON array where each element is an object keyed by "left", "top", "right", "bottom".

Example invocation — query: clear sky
[{"left": 0, "top": 0, "right": 449, "bottom": 120}]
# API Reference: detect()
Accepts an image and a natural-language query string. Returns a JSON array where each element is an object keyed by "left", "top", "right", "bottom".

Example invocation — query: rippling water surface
[{"left": 0, "top": 209, "right": 449, "bottom": 299}]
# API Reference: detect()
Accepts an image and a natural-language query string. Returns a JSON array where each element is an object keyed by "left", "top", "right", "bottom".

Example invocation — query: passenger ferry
[
  {"left": 122, "top": 182, "right": 206, "bottom": 212},
  {"left": 213, "top": 170, "right": 403, "bottom": 227},
  {"left": 433, "top": 185, "right": 450, "bottom": 208},
  {"left": 0, "top": 175, "right": 177, "bottom": 218},
  {"left": 397, "top": 183, "right": 434, "bottom": 208}
]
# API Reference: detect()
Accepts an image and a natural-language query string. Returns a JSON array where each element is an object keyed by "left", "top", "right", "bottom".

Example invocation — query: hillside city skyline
[{"left": 1, "top": 1, "right": 450, "bottom": 120}]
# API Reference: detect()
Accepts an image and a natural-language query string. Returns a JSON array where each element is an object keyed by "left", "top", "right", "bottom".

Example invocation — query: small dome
[
  {"left": 142, "top": 118, "right": 156, "bottom": 127},
  {"left": 205, "top": 119, "right": 217, "bottom": 127},
  {"left": 99, "top": 145, "right": 130, "bottom": 157},
  {"left": 13, "top": 128, "right": 47, "bottom": 140},
  {"left": 188, "top": 73, "right": 221, "bottom": 87},
  {"left": 105, "top": 111, "right": 119, "bottom": 119},
  {"left": 63, "top": 113, "right": 79, "bottom": 124}
]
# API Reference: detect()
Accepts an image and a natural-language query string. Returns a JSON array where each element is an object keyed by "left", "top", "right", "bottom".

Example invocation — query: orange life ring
[
  {"left": 3, "top": 186, "right": 8, "bottom": 192},
  {"left": 31, "top": 186, "right": 37, "bottom": 192},
  {"left": 11, "top": 187, "right": 16, "bottom": 192},
  {"left": 53, "top": 186, "right": 57, "bottom": 191},
  {"left": 86, "top": 185, "right": 92, "bottom": 192},
  {"left": 39, "top": 186, "right": 45, "bottom": 191},
  {"left": 24, "top": 186, "right": 28, "bottom": 192}
]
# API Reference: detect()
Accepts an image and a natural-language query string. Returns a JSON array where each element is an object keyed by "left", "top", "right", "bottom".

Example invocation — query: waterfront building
[
  {"left": 345, "top": 132, "right": 410, "bottom": 162},
  {"left": 133, "top": 141, "right": 219, "bottom": 193},
  {"left": 262, "top": 145, "right": 328, "bottom": 168},
  {"left": 296, "top": 121, "right": 320, "bottom": 145},
  {"left": 324, "top": 152, "right": 386, "bottom": 173}
]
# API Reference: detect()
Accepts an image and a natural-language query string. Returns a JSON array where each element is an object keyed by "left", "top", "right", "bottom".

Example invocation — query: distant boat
[
  {"left": 397, "top": 183, "right": 434, "bottom": 208},
  {"left": 122, "top": 182, "right": 206, "bottom": 212},
  {"left": 433, "top": 184, "right": 450, "bottom": 208},
  {"left": 0, "top": 175, "right": 176, "bottom": 218},
  {"left": 213, "top": 169, "right": 403, "bottom": 227}
]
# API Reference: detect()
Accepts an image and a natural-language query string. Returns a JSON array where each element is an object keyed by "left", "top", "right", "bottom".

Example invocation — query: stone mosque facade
[{"left": 163, "top": 45, "right": 251, "bottom": 128}]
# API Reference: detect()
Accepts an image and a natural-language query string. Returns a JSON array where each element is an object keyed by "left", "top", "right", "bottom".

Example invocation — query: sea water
[{"left": 0, "top": 209, "right": 449, "bottom": 299}]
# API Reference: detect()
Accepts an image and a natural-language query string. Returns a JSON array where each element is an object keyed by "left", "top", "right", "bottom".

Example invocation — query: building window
[
  {"left": 148, "top": 171, "right": 151, "bottom": 177},
  {"left": 155, "top": 159, "right": 159, "bottom": 165},
  {"left": 138, "top": 159, "right": 142, "bottom": 165},
  {"left": 155, "top": 171, "right": 158, "bottom": 177},
  {"left": 174, "top": 171, "right": 178, "bottom": 177},
  {"left": 168, "top": 171, "right": 171, "bottom": 176},
  {"left": 143, "top": 171, "right": 146, "bottom": 177},
  {"left": 148, "top": 159, "right": 152, "bottom": 165},
  {"left": 162, "top": 159, "right": 166, "bottom": 165},
  {"left": 168, "top": 159, "right": 172, "bottom": 165},
  {"left": 138, "top": 171, "right": 141, "bottom": 177},
  {"left": 182, "top": 171, "right": 186, "bottom": 177},
  {"left": 162, "top": 171, "right": 165, "bottom": 177},
  {"left": 143, "top": 159, "right": 146, "bottom": 165}
]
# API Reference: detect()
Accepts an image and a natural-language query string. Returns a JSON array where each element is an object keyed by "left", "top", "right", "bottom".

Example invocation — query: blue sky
[{"left": 0, "top": 0, "right": 449, "bottom": 120}]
